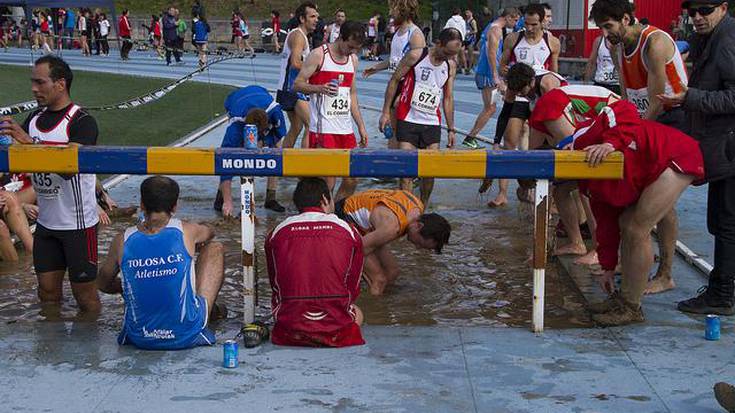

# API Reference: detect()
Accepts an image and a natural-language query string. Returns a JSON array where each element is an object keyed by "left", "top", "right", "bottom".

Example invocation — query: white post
[
  {"left": 241, "top": 176, "right": 256, "bottom": 324},
  {"left": 532, "top": 179, "right": 550, "bottom": 334}
]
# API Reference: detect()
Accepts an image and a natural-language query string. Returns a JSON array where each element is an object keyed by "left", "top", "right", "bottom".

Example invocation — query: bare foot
[
  {"left": 574, "top": 250, "right": 599, "bottom": 266},
  {"left": 553, "top": 242, "right": 587, "bottom": 256},
  {"left": 488, "top": 194, "right": 508, "bottom": 208},
  {"left": 644, "top": 276, "right": 675, "bottom": 295}
]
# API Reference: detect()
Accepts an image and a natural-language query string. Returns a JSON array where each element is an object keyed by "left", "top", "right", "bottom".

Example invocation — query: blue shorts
[
  {"left": 260, "top": 134, "right": 280, "bottom": 148},
  {"left": 475, "top": 73, "right": 495, "bottom": 90}
]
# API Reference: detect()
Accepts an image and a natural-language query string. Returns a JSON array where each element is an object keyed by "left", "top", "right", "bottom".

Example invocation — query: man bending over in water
[{"left": 336, "top": 189, "right": 450, "bottom": 295}]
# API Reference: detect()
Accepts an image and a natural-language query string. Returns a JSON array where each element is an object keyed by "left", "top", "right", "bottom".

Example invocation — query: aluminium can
[
  {"left": 244, "top": 124, "right": 258, "bottom": 149},
  {"left": 223, "top": 339, "right": 239, "bottom": 368},
  {"left": 705, "top": 314, "right": 721, "bottom": 341}
]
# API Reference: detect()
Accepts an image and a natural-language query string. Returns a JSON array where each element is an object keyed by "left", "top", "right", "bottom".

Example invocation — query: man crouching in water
[
  {"left": 265, "top": 178, "right": 365, "bottom": 347},
  {"left": 336, "top": 189, "right": 451, "bottom": 295},
  {"left": 97, "top": 176, "right": 227, "bottom": 350}
]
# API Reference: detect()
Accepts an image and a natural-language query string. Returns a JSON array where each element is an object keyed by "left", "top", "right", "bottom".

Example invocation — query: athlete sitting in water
[
  {"left": 335, "top": 189, "right": 451, "bottom": 295},
  {"left": 97, "top": 176, "right": 227, "bottom": 350},
  {"left": 265, "top": 178, "right": 365, "bottom": 347},
  {"left": 566, "top": 101, "right": 704, "bottom": 326}
]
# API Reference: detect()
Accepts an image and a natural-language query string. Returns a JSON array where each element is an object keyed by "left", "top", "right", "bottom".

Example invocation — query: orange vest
[
  {"left": 619, "top": 25, "right": 687, "bottom": 115},
  {"left": 342, "top": 190, "right": 424, "bottom": 235}
]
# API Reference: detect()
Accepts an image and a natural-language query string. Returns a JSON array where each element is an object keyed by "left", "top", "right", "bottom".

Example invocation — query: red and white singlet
[
  {"left": 395, "top": 48, "right": 450, "bottom": 126},
  {"left": 510, "top": 32, "right": 552, "bottom": 72},
  {"left": 308, "top": 44, "right": 356, "bottom": 135}
]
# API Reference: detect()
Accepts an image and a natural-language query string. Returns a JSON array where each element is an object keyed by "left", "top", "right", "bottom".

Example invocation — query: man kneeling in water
[
  {"left": 336, "top": 189, "right": 451, "bottom": 295},
  {"left": 97, "top": 176, "right": 226, "bottom": 350},
  {"left": 265, "top": 178, "right": 365, "bottom": 347}
]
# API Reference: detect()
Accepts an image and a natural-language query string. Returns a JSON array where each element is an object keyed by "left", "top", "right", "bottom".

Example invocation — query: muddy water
[{"left": 0, "top": 175, "right": 592, "bottom": 331}]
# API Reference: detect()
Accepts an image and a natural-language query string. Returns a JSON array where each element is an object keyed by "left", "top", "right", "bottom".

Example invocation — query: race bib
[
  {"left": 411, "top": 83, "right": 441, "bottom": 114},
  {"left": 627, "top": 88, "right": 649, "bottom": 115},
  {"left": 323, "top": 87, "right": 350, "bottom": 119},
  {"left": 32, "top": 173, "right": 63, "bottom": 200}
]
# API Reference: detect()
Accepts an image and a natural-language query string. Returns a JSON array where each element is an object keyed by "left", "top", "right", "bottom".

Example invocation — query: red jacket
[
  {"left": 118, "top": 15, "right": 130, "bottom": 37},
  {"left": 573, "top": 101, "right": 704, "bottom": 270},
  {"left": 265, "top": 208, "right": 365, "bottom": 347}
]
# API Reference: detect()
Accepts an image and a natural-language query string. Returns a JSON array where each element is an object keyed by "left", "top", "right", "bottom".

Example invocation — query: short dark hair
[
  {"left": 339, "top": 21, "right": 366, "bottom": 43},
  {"left": 271, "top": 10, "right": 280, "bottom": 17},
  {"left": 293, "top": 178, "right": 331, "bottom": 212},
  {"left": 525, "top": 4, "right": 546, "bottom": 21},
  {"left": 141, "top": 176, "right": 180, "bottom": 214},
  {"left": 35, "top": 55, "right": 73, "bottom": 92},
  {"left": 295, "top": 2, "right": 317, "bottom": 23},
  {"left": 506, "top": 62, "right": 535, "bottom": 92},
  {"left": 334, "top": 8, "right": 345, "bottom": 15},
  {"left": 540, "top": 3, "right": 552, "bottom": 11},
  {"left": 588, "top": 0, "right": 635, "bottom": 23},
  {"left": 452, "top": 8, "right": 461, "bottom": 15},
  {"left": 438, "top": 27, "right": 462, "bottom": 45},
  {"left": 419, "top": 213, "right": 451, "bottom": 254}
]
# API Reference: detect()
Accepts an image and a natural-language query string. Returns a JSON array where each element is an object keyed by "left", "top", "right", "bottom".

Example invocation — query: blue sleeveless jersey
[
  {"left": 475, "top": 21, "right": 504, "bottom": 79},
  {"left": 118, "top": 218, "right": 215, "bottom": 350}
]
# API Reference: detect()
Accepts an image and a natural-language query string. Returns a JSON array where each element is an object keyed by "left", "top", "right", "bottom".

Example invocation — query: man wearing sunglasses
[
  {"left": 589, "top": 0, "right": 689, "bottom": 297},
  {"left": 657, "top": 1, "right": 735, "bottom": 318}
]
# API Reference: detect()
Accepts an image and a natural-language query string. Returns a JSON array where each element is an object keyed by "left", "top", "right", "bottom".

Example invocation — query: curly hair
[{"left": 389, "top": 0, "right": 419, "bottom": 25}]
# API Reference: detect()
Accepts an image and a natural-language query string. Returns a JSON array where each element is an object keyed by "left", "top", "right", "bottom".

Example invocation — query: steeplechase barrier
[{"left": 1, "top": 145, "right": 624, "bottom": 333}]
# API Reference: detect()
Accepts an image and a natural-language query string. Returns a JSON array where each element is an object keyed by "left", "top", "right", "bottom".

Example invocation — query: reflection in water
[{"left": 0, "top": 179, "right": 592, "bottom": 331}]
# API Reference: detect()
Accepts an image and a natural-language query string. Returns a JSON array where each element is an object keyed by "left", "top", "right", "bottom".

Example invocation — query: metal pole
[
  {"left": 241, "top": 176, "right": 256, "bottom": 324},
  {"left": 532, "top": 179, "right": 550, "bottom": 333}
]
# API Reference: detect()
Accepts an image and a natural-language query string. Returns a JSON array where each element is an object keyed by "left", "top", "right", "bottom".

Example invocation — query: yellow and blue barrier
[{"left": 0, "top": 146, "right": 623, "bottom": 179}]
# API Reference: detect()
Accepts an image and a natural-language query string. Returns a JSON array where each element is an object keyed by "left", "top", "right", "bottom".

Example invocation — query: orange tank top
[
  {"left": 619, "top": 25, "right": 687, "bottom": 116},
  {"left": 342, "top": 190, "right": 424, "bottom": 235}
]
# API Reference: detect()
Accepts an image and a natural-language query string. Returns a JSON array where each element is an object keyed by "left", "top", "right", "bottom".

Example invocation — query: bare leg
[
  {"left": 194, "top": 241, "right": 225, "bottom": 317},
  {"left": 282, "top": 110, "right": 304, "bottom": 149},
  {"left": 490, "top": 118, "right": 524, "bottom": 207},
  {"left": 553, "top": 182, "right": 587, "bottom": 256},
  {"left": 295, "top": 100, "right": 311, "bottom": 148},
  {"left": 574, "top": 194, "right": 600, "bottom": 266},
  {"left": 419, "top": 142, "right": 440, "bottom": 206},
  {"left": 334, "top": 177, "right": 358, "bottom": 202},
  {"left": 351, "top": 304, "right": 364, "bottom": 325},
  {"left": 398, "top": 141, "right": 417, "bottom": 192},
  {"left": 70, "top": 280, "right": 101, "bottom": 314},
  {"left": 362, "top": 245, "right": 400, "bottom": 296},
  {"left": 645, "top": 209, "right": 677, "bottom": 294},
  {"left": 468, "top": 87, "right": 497, "bottom": 138},
  {"left": 37, "top": 270, "right": 64, "bottom": 303},
  {"left": 0, "top": 221, "right": 18, "bottom": 261},
  {"left": 619, "top": 168, "right": 693, "bottom": 306},
  {"left": 2, "top": 192, "right": 33, "bottom": 252}
]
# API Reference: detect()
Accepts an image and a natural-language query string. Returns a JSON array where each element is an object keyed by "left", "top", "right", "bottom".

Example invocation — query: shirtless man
[
  {"left": 590, "top": 0, "right": 689, "bottom": 294},
  {"left": 491, "top": 4, "right": 561, "bottom": 207},
  {"left": 335, "top": 189, "right": 451, "bottom": 295},
  {"left": 276, "top": 2, "right": 318, "bottom": 149}
]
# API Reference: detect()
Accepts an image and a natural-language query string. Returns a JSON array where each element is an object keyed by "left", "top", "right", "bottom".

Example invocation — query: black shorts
[
  {"left": 396, "top": 120, "right": 441, "bottom": 149},
  {"left": 509, "top": 100, "right": 532, "bottom": 120},
  {"left": 593, "top": 82, "right": 621, "bottom": 96},
  {"left": 366, "top": 36, "right": 375, "bottom": 46},
  {"left": 276, "top": 89, "right": 307, "bottom": 112},
  {"left": 33, "top": 224, "right": 98, "bottom": 283}
]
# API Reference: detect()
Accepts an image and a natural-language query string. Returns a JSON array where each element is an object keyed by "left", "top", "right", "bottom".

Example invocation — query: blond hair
[{"left": 389, "top": 0, "right": 419, "bottom": 25}]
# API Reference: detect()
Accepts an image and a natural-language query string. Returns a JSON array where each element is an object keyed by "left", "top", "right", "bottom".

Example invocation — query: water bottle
[{"left": 383, "top": 125, "right": 393, "bottom": 140}]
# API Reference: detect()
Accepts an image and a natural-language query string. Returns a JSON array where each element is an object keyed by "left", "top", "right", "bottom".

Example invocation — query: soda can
[
  {"left": 705, "top": 314, "right": 721, "bottom": 341},
  {"left": 244, "top": 124, "right": 258, "bottom": 149},
  {"left": 223, "top": 339, "right": 239, "bottom": 368},
  {"left": 383, "top": 125, "right": 393, "bottom": 139}
]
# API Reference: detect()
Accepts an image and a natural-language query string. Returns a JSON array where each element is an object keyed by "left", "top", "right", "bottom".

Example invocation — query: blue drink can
[
  {"left": 705, "top": 314, "right": 721, "bottom": 341},
  {"left": 0, "top": 135, "right": 11, "bottom": 145},
  {"left": 383, "top": 125, "right": 393, "bottom": 139},
  {"left": 244, "top": 124, "right": 258, "bottom": 149},
  {"left": 223, "top": 339, "right": 239, "bottom": 368}
]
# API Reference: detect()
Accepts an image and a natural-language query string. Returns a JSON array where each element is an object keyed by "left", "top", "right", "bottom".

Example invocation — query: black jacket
[{"left": 683, "top": 16, "right": 735, "bottom": 182}]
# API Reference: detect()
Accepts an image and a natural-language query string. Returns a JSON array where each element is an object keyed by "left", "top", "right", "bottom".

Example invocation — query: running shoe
[
  {"left": 591, "top": 296, "right": 644, "bottom": 326},
  {"left": 462, "top": 136, "right": 481, "bottom": 149},
  {"left": 240, "top": 321, "right": 270, "bottom": 348},
  {"left": 586, "top": 291, "right": 622, "bottom": 314}
]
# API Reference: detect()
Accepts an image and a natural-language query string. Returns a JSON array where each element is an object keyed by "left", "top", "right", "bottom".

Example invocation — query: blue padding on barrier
[
  {"left": 0, "top": 147, "right": 8, "bottom": 174},
  {"left": 214, "top": 148, "right": 283, "bottom": 176},
  {"left": 485, "top": 150, "right": 555, "bottom": 179},
  {"left": 79, "top": 146, "right": 148, "bottom": 174},
  {"left": 349, "top": 149, "right": 419, "bottom": 177}
]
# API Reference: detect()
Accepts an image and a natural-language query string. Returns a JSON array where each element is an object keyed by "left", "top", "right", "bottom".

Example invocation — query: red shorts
[{"left": 308, "top": 132, "right": 356, "bottom": 149}]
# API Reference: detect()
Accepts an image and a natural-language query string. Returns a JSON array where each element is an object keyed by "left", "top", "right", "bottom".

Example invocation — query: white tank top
[
  {"left": 511, "top": 33, "right": 552, "bottom": 72},
  {"left": 278, "top": 28, "right": 310, "bottom": 92},
  {"left": 28, "top": 105, "right": 99, "bottom": 230},
  {"left": 389, "top": 23, "right": 418, "bottom": 71},
  {"left": 396, "top": 50, "right": 449, "bottom": 126},
  {"left": 308, "top": 45, "right": 356, "bottom": 135},
  {"left": 328, "top": 24, "right": 340, "bottom": 43},
  {"left": 594, "top": 38, "right": 618, "bottom": 85}
]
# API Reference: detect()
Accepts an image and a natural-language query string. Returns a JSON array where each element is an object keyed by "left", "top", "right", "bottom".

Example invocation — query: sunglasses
[{"left": 687, "top": 5, "right": 720, "bottom": 17}]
